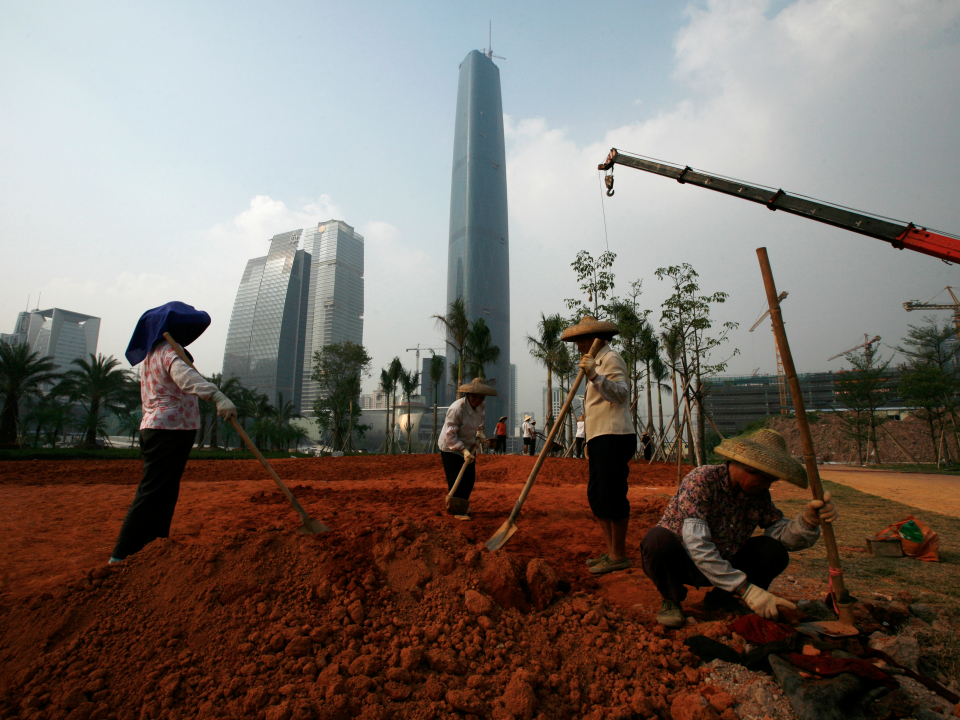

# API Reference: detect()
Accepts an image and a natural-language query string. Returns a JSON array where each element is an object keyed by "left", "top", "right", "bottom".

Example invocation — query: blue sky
[{"left": 2, "top": 0, "right": 959, "bottom": 423}]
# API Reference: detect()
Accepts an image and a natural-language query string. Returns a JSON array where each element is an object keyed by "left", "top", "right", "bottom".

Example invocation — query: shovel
[
  {"left": 162, "top": 332, "right": 330, "bottom": 535},
  {"left": 486, "top": 339, "right": 601, "bottom": 551},
  {"left": 445, "top": 459, "right": 471, "bottom": 516}
]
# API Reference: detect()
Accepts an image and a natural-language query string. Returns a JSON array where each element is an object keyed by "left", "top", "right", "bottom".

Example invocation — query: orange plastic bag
[{"left": 874, "top": 515, "right": 940, "bottom": 562}]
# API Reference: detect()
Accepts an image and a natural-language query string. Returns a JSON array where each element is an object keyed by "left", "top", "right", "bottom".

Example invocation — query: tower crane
[
  {"left": 903, "top": 287, "right": 960, "bottom": 345},
  {"left": 827, "top": 334, "right": 881, "bottom": 361},
  {"left": 749, "top": 291, "right": 789, "bottom": 414},
  {"left": 597, "top": 149, "right": 960, "bottom": 263}
]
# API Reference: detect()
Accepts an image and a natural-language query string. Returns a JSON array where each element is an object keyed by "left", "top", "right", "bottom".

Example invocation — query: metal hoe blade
[{"left": 485, "top": 519, "right": 518, "bottom": 552}]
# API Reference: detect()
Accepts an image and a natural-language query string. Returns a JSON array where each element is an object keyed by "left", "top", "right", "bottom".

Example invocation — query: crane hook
[{"left": 604, "top": 172, "right": 615, "bottom": 197}]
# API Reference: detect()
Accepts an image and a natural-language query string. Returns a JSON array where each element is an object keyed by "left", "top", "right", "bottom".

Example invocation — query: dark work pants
[
  {"left": 496, "top": 435, "right": 507, "bottom": 454},
  {"left": 111, "top": 428, "right": 196, "bottom": 560},
  {"left": 640, "top": 526, "right": 790, "bottom": 603},
  {"left": 575, "top": 437, "right": 585, "bottom": 459},
  {"left": 586, "top": 434, "right": 637, "bottom": 521},
  {"left": 441, "top": 451, "right": 476, "bottom": 501}
]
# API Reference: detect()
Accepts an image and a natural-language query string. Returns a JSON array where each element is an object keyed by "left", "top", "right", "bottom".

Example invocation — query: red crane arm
[{"left": 598, "top": 149, "right": 960, "bottom": 264}]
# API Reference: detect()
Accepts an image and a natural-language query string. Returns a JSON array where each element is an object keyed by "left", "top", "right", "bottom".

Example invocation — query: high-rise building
[
  {"left": 2, "top": 308, "right": 100, "bottom": 370},
  {"left": 446, "top": 49, "right": 510, "bottom": 431},
  {"left": 222, "top": 220, "right": 364, "bottom": 412},
  {"left": 509, "top": 363, "right": 517, "bottom": 436}
]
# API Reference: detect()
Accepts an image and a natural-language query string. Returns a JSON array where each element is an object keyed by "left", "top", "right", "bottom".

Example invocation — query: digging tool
[
  {"left": 486, "top": 339, "right": 602, "bottom": 551},
  {"left": 445, "top": 459, "right": 471, "bottom": 515},
  {"left": 162, "top": 332, "right": 330, "bottom": 535},
  {"left": 756, "top": 250, "right": 856, "bottom": 630}
]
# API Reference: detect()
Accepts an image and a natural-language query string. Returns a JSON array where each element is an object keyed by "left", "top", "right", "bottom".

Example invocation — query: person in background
[
  {"left": 526, "top": 419, "right": 537, "bottom": 455},
  {"left": 575, "top": 414, "right": 586, "bottom": 459},
  {"left": 642, "top": 429, "right": 837, "bottom": 628},
  {"left": 521, "top": 415, "right": 533, "bottom": 455},
  {"left": 111, "top": 302, "right": 237, "bottom": 563},
  {"left": 438, "top": 379, "right": 497, "bottom": 514},
  {"left": 561, "top": 315, "right": 636, "bottom": 576},
  {"left": 495, "top": 415, "right": 508, "bottom": 455},
  {"left": 641, "top": 431, "right": 653, "bottom": 461}
]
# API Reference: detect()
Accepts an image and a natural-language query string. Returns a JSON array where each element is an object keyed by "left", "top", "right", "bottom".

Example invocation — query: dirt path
[{"left": 818, "top": 466, "right": 960, "bottom": 518}]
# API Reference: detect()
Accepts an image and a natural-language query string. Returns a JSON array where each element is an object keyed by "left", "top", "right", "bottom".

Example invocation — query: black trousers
[
  {"left": 586, "top": 433, "right": 637, "bottom": 521},
  {"left": 575, "top": 437, "right": 585, "bottom": 459},
  {"left": 640, "top": 526, "right": 790, "bottom": 603},
  {"left": 440, "top": 451, "right": 475, "bottom": 500},
  {"left": 111, "top": 428, "right": 196, "bottom": 560},
  {"left": 495, "top": 435, "right": 507, "bottom": 454}
]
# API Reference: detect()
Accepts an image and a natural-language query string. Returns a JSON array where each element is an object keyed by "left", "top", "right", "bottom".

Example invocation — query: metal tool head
[
  {"left": 297, "top": 518, "right": 331, "bottom": 535},
  {"left": 802, "top": 620, "right": 858, "bottom": 638},
  {"left": 445, "top": 496, "right": 469, "bottom": 516},
  {"left": 485, "top": 519, "right": 518, "bottom": 552}
]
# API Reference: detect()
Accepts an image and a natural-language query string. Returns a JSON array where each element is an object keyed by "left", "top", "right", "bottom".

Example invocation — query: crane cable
[{"left": 597, "top": 171, "right": 610, "bottom": 252}]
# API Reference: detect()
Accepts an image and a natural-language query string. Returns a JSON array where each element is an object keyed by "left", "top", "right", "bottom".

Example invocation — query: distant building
[
  {"left": 509, "top": 363, "right": 517, "bottom": 435},
  {"left": 222, "top": 220, "right": 364, "bottom": 412},
  {"left": 1, "top": 308, "right": 100, "bottom": 370}
]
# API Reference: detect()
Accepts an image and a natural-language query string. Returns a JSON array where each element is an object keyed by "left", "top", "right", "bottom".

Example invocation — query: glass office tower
[
  {"left": 222, "top": 221, "right": 364, "bottom": 414},
  {"left": 446, "top": 49, "right": 510, "bottom": 429},
  {"left": 1, "top": 308, "right": 99, "bottom": 370}
]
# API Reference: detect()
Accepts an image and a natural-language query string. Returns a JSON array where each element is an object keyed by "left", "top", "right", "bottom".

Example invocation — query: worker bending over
[
  {"left": 438, "top": 379, "right": 497, "bottom": 514},
  {"left": 561, "top": 316, "right": 636, "bottom": 575},
  {"left": 111, "top": 302, "right": 237, "bottom": 563},
  {"left": 643, "top": 429, "right": 838, "bottom": 628}
]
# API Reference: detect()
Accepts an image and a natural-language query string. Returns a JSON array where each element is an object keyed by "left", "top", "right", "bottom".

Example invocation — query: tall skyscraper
[
  {"left": 222, "top": 220, "right": 364, "bottom": 413},
  {"left": 2, "top": 308, "right": 100, "bottom": 370},
  {"left": 446, "top": 49, "right": 510, "bottom": 428}
]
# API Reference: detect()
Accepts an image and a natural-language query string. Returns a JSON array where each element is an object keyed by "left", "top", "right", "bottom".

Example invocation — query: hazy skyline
[{"left": 2, "top": 1, "right": 958, "bottom": 422}]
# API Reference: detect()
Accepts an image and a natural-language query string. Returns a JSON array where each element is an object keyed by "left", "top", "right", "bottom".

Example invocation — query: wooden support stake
[{"left": 756, "top": 248, "right": 855, "bottom": 623}]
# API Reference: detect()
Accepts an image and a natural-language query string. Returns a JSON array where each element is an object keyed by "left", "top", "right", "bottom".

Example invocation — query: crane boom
[
  {"left": 827, "top": 334, "right": 880, "bottom": 361},
  {"left": 598, "top": 149, "right": 960, "bottom": 263}
]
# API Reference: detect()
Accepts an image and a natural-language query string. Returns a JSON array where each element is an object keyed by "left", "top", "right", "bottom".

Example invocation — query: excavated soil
[{"left": 2, "top": 455, "right": 764, "bottom": 720}]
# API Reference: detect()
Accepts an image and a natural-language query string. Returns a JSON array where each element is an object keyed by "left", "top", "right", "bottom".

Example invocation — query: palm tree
[
  {"left": 526, "top": 313, "right": 566, "bottom": 422},
  {"left": 638, "top": 322, "right": 659, "bottom": 435},
  {"left": 117, "top": 411, "right": 141, "bottom": 449},
  {"left": 388, "top": 357, "right": 403, "bottom": 454},
  {"left": 0, "top": 343, "right": 61, "bottom": 445},
  {"left": 651, "top": 354, "right": 672, "bottom": 440},
  {"left": 58, "top": 353, "right": 131, "bottom": 447},
  {"left": 433, "top": 297, "right": 470, "bottom": 388},
  {"left": 250, "top": 392, "right": 276, "bottom": 449},
  {"left": 661, "top": 328, "right": 683, "bottom": 460},
  {"left": 274, "top": 392, "right": 302, "bottom": 450},
  {"left": 398, "top": 367, "right": 419, "bottom": 454},
  {"left": 201, "top": 373, "right": 241, "bottom": 449},
  {"left": 429, "top": 354, "right": 445, "bottom": 453},
  {"left": 464, "top": 318, "right": 501, "bottom": 381},
  {"left": 379, "top": 368, "right": 393, "bottom": 454}
]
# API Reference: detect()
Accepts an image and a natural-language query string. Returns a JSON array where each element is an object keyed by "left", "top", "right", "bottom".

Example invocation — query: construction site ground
[
  {"left": 1, "top": 454, "right": 959, "bottom": 719},
  {"left": 817, "top": 466, "right": 960, "bottom": 518}
]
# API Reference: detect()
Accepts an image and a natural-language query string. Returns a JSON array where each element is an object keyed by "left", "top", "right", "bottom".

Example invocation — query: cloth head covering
[
  {"left": 715, "top": 429, "right": 808, "bottom": 489},
  {"left": 125, "top": 302, "right": 211, "bottom": 366},
  {"left": 457, "top": 378, "right": 498, "bottom": 396},
  {"left": 561, "top": 315, "right": 620, "bottom": 341}
]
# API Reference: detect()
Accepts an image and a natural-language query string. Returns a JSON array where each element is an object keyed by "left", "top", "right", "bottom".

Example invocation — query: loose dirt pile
[{"left": 764, "top": 414, "right": 951, "bottom": 465}]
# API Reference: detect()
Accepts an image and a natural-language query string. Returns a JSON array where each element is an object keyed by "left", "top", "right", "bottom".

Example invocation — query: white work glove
[
  {"left": 462, "top": 448, "right": 475, "bottom": 465},
  {"left": 742, "top": 583, "right": 796, "bottom": 620},
  {"left": 578, "top": 355, "right": 597, "bottom": 380},
  {"left": 802, "top": 491, "right": 838, "bottom": 527},
  {"left": 477, "top": 430, "right": 487, "bottom": 443},
  {"left": 212, "top": 391, "right": 237, "bottom": 422}
]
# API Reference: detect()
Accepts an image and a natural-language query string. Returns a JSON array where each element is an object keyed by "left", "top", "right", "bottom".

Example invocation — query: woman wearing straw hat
[
  {"left": 642, "top": 429, "right": 838, "bottom": 628},
  {"left": 438, "top": 378, "right": 498, "bottom": 514},
  {"left": 495, "top": 416, "right": 508, "bottom": 455},
  {"left": 561, "top": 315, "right": 636, "bottom": 575},
  {"left": 522, "top": 415, "right": 535, "bottom": 455},
  {"left": 574, "top": 415, "right": 586, "bottom": 459}
]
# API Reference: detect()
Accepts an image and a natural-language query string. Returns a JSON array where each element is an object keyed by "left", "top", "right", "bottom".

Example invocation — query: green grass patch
[
  {"left": 777, "top": 481, "right": 960, "bottom": 614},
  {"left": 871, "top": 463, "right": 960, "bottom": 477}
]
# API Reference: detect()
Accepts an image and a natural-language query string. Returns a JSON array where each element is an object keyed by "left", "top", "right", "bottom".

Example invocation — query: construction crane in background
[
  {"left": 827, "top": 334, "right": 881, "bottom": 361},
  {"left": 749, "top": 291, "right": 789, "bottom": 414},
  {"left": 903, "top": 287, "right": 960, "bottom": 344},
  {"left": 598, "top": 149, "right": 960, "bottom": 263}
]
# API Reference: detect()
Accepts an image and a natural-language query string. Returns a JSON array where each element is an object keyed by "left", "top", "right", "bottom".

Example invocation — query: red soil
[{"left": 1, "top": 455, "right": 765, "bottom": 720}]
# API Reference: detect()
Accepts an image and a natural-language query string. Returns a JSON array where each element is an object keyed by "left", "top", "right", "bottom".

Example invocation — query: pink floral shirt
[{"left": 140, "top": 343, "right": 217, "bottom": 430}]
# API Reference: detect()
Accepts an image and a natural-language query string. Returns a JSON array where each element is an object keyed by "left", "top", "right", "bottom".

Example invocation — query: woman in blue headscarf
[{"left": 110, "top": 302, "right": 237, "bottom": 562}]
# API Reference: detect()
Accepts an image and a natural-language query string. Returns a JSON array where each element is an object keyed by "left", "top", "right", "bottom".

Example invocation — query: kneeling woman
[{"left": 438, "top": 379, "right": 498, "bottom": 514}]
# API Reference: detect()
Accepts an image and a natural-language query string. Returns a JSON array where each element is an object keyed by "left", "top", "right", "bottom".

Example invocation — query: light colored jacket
[
  {"left": 583, "top": 344, "right": 634, "bottom": 442},
  {"left": 438, "top": 397, "right": 485, "bottom": 453}
]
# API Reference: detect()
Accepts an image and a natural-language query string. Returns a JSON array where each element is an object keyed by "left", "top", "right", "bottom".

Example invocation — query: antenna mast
[{"left": 483, "top": 21, "right": 505, "bottom": 61}]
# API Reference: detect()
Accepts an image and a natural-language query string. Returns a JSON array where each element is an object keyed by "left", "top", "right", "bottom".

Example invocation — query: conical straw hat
[
  {"left": 458, "top": 378, "right": 498, "bottom": 396},
  {"left": 715, "top": 429, "right": 808, "bottom": 489},
  {"left": 561, "top": 315, "right": 620, "bottom": 341}
]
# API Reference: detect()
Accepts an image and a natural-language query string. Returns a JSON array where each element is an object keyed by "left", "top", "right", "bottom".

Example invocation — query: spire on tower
[{"left": 483, "top": 21, "right": 505, "bottom": 61}]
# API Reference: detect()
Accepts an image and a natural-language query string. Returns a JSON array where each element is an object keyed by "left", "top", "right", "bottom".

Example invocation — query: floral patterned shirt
[
  {"left": 658, "top": 463, "right": 784, "bottom": 559},
  {"left": 140, "top": 342, "right": 217, "bottom": 431}
]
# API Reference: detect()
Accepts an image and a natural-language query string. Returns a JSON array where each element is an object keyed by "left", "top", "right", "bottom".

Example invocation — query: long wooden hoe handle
[
  {"left": 162, "top": 333, "right": 330, "bottom": 533},
  {"left": 510, "top": 339, "right": 601, "bottom": 524},
  {"left": 755, "top": 250, "right": 853, "bottom": 622}
]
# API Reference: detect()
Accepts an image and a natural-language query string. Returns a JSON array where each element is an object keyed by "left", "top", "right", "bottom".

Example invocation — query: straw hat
[
  {"left": 577, "top": 414, "right": 584, "bottom": 421},
  {"left": 458, "top": 378, "right": 498, "bottom": 396},
  {"left": 561, "top": 315, "right": 620, "bottom": 341},
  {"left": 524, "top": 414, "right": 532, "bottom": 421},
  {"left": 715, "top": 429, "right": 808, "bottom": 489},
  {"left": 498, "top": 416, "right": 508, "bottom": 422}
]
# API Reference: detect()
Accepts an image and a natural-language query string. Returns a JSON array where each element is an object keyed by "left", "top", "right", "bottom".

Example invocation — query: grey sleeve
[
  {"left": 169, "top": 358, "right": 219, "bottom": 400},
  {"left": 590, "top": 374, "right": 629, "bottom": 405},
  {"left": 681, "top": 518, "right": 748, "bottom": 593},
  {"left": 764, "top": 513, "right": 821, "bottom": 551}
]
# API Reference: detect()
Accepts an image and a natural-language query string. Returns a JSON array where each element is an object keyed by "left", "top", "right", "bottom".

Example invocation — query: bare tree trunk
[
  {"left": 433, "top": 386, "right": 439, "bottom": 454},
  {"left": 645, "top": 359, "right": 653, "bottom": 435},
  {"left": 384, "top": 393, "right": 391, "bottom": 455},
  {"left": 546, "top": 366, "right": 553, "bottom": 422}
]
